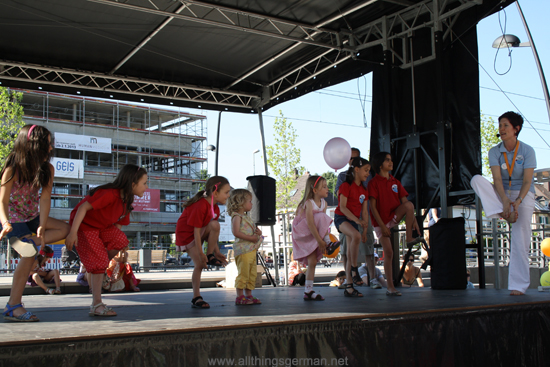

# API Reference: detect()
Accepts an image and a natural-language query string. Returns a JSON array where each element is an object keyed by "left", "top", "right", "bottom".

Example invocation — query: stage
[{"left": 1, "top": 285, "right": 549, "bottom": 367}]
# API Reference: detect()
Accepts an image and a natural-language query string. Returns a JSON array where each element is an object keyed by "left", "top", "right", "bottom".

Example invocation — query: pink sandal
[
  {"left": 246, "top": 296, "right": 262, "bottom": 305},
  {"left": 235, "top": 295, "right": 253, "bottom": 305}
]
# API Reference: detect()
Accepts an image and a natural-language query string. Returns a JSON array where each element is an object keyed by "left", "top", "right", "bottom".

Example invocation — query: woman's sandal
[
  {"left": 3, "top": 303, "right": 39, "bottom": 322},
  {"left": 9, "top": 237, "right": 37, "bottom": 258},
  {"left": 303, "top": 290, "right": 324, "bottom": 301},
  {"left": 235, "top": 295, "right": 253, "bottom": 305},
  {"left": 344, "top": 284, "right": 363, "bottom": 297},
  {"left": 246, "top": 296, "right": 262, "bottom": 304},
  {"left": 206, "top": 254, "right": 223, "bottom": 267},
  {"left": 89, "top": 302, "right": 117, "bottom": 317},
  {"left": 351, "top": 266, "right": 363, "bottom": 286},
  {"left": 191, "top": 296, "right": 210, "bottom": 309},
  {"left": 54, "top": 288, "right": 61, "bottom": 294},
  {"left": 46, "top": 288, "right": 55, "bottom": 295}
]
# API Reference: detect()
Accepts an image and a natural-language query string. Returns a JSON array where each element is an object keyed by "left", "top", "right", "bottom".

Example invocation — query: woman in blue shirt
[{"left": 471, "top": 111, "right": 536, "bottom": 295}]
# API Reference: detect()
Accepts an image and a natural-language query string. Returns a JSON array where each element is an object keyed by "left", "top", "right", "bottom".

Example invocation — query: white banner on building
[
  {"left": 54, "top": 132, "right": 112, "bottom": 153},
  {"left": 52, "top": 158, "right": 84, "bottom": 179}
]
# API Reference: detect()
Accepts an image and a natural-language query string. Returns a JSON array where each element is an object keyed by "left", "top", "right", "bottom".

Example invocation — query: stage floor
[{"left": 2, "top": 285, "right": 549, "bottom": 346}]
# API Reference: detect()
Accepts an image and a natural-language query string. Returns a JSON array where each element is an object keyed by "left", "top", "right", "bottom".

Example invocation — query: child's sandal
[
  {"left": 206, "top": 254, "right": 223, "bottom": 267},
  {"left": 246, "top": 296, "right": 262, "bottom": 304},
  {"left": 235, "top": 295, "right": 253, "bottom": 305},
  {"left": 351, "top": 266, "right": 363, "bottom": 286},
  {"left": 9, "top": 237, "right": 37, "bottom": 258},
  {"left": 344, "top": 284, "right": 363, "bottom": 297},
  {"left": 303, "top": 291, "right": 324, "bottom": 301},
  {"left": 191, "top": 296, "right": 210, "bottom": 309}
]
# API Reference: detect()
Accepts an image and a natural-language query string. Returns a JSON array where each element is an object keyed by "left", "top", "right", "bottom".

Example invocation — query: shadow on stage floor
[{"left": 1, "top": 286, "right": 549, "bottom": 367}]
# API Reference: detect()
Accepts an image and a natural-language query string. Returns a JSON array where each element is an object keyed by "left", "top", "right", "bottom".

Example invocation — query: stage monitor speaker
[
  {"left": 246, "top": 175, "right": 276, "bottom": 226},
  {"left": 430, "top": 217, "right": 467, "bottom": 290}
]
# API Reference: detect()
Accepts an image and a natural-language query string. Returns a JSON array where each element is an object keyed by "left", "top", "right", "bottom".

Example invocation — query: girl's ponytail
[
  {"left": 184, "top": 176, "right": 229, "bottom": 209},
  {"left": 345, "top": 157, "right": 370, "bottom": 185}
]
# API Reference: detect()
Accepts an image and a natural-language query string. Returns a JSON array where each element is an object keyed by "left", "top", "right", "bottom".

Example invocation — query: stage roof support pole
[{"left": 257, "top": 108, "right": 279, "bottom": 283}]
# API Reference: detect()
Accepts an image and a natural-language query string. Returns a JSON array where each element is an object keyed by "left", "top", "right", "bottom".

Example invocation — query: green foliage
[
  {"left": 480, "top": 114, "right": 500, "bottom": 179},
  {"left": 0, "top": 87, "right": 25, "bottom": 169},
  {"left": 266, "top": 111, "right": 304, "bottom": 209},
  {"left": 197, "top": 168, "right": 210, "bottom": 191},
  {"left": 321, "top": 171, "right": 337, "bottom": 195}
]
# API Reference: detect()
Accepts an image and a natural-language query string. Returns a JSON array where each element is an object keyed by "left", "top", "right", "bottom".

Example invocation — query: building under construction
[{"left": 18, "top": 88, "right": 207, "bottom": 250}]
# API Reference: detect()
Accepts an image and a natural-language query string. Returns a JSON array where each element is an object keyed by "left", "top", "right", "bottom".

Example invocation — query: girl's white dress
[{"left": 291, "top": 199, "right": 332, "bottom": 263}]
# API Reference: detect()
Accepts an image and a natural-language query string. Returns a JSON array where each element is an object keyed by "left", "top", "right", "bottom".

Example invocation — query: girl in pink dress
[{"left": 292, "top": 175, "right": 339, "bottom": 300}]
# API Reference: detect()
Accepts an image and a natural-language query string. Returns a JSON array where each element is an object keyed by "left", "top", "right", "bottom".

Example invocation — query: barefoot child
[
  {"left": 27, "top": 245, "right": 62, "bottom": 295},
  {"left": 65, "top": 164, "right": 149, "bottom": 316},
  {"left": 334, "top": 157, "right": 370, "bottom": 297},
  {"left": 227, "top": 189, "right": 263, "bottom": 305},
  {"left": 368, "top": 152, "right": 422, "bottom": 296},
  {"left": 176, "top": 176, "right": 230, "bottom": 309},
  {"left": 1, "top": 124, "right": 70, "bottom": 322},
  {"left": 292, "top": 175, "right": 340, "bottom": 300}
]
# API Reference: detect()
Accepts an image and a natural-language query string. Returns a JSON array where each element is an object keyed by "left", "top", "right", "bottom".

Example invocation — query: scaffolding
[{"left": 16, "top": 88, "right": 207, "bottom": 250}]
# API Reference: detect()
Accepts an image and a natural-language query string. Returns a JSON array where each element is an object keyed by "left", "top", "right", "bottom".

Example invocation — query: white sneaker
[{"left": 370, "top": 279, "right": 382, "bottom": 289}]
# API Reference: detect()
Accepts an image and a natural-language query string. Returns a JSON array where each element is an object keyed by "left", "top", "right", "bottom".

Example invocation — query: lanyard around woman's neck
[{"left": 503, "top": 140, "right": 520, "bottom": 194}]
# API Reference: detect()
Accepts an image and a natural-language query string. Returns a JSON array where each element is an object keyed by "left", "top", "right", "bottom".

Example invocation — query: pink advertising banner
[{"left": 133, "top": 189, "right": 160, "bottom": 212}]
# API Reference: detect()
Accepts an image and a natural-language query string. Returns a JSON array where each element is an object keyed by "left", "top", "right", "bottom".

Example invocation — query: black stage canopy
[{"left": 0, "top": 0, "right": 512, "bottom": 114}]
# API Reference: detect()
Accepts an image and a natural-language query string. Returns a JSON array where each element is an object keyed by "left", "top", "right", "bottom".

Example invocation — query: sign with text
[
  {"left": 133, "top": 189, "right": 160, "bottom": 212},
  {"left": 52, "top": 158, "right": 84, "bottom": 179},
  {"left": 54, "top": 132, "right": 112, "bottom": 153}
]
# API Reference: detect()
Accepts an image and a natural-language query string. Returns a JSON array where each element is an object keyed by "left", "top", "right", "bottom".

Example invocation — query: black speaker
[
  {"left": 246, "top": 175, "right": 276, "bottom": 226},
  {"left": 430, "top": 217, "right": 467, "bottom": 290}
]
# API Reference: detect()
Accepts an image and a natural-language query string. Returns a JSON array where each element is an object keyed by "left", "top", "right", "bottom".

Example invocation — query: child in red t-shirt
[
  {"left": 66, "top": 164, "right": 149, "bottom": 316},
  {"left": 176, "top": 176, "right": 230, "bottom": 309},
  {"left": 334, "top": 157, "right": 370, "bottom": 297},
  {"left": 368, "top": 152, "right": 421, "bottom": 296}
]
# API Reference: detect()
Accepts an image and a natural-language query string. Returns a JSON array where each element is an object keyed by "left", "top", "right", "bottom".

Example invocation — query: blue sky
[{"left": 178, "top": 1, "right": 550, "bottom": 189}]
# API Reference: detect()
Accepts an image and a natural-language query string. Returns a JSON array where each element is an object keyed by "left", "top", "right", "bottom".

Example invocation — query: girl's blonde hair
[
  {"left": 227, "top": 189, "right": 252, "bottom": 216},
  {"left": 296, "top": 175, "right": 326, "bottom": 215}
]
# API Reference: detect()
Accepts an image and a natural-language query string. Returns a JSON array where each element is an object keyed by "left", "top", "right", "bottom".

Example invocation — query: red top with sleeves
[
  {"left": 69, "top": 188, "right": 130, "bottom": 231},
  {"left": 368, "top": 174, "right": 408, "bottom": 227},
  {"left": 334, "top": 181, "right": 368, "bottom": 218},
  {"left": 176, "top": 198, "right": 220, "bottom": 247}
]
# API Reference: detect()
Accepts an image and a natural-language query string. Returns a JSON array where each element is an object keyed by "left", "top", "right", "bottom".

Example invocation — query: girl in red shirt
[
  {"left": 176, "top": 176, "right": 230, "bottom": 309},
  {"left": 368, "top": 152, "right": 421, "bottom": 296},
  {"left": 66, "top": 164, "right": 149, "bottom": 316},
  {"left": 334, "top": 157, "right": 370, "bottom": 297}
]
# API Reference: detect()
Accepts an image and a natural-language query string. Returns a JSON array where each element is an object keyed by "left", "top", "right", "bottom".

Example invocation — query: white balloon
[{"left": 323, "top": 138, "right": 351, "bottom": 170}]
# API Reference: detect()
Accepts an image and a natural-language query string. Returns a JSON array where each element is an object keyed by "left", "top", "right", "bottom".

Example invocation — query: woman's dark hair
[
  {"left": 499, "top": 111, "right": 523, "bottom": 136},
  {"left": 89, "top": 164, "right": 147, "bottom": 215},
  {"left": 37, "top": 245, "right": 54, "bottom": 266},
  {"left": 345, "top": 157, "right": 370, "bottom": 184},
  {"left": 184, "top": 176, "right": 229, "bottom": 209},
  {"left": 371, "top": 151, "right": 391, "bottom": 175},
  {"left": 0, "top": 124, "right": 53, "bottom": 189}
]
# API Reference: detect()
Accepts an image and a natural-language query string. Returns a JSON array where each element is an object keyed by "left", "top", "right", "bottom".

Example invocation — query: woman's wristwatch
[{"left": 516, "top": 196, "right": 523, "bottom": 204}]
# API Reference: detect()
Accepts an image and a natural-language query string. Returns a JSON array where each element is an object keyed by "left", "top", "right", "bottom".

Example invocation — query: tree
[
  {"left": 321, "top": 171, "right": 337, "bottom": 195},
  {"left": 480, "top": 114, "right": 500, "bottom": 179},
  {"left": 267, "top": 111, "right": 304, "bottom": 210},
  {"left": 197, "top": 168, "right": 210, "bottom": 191},
  {"left": 0, "top": 87, "right": 25, "bottom": 169}
]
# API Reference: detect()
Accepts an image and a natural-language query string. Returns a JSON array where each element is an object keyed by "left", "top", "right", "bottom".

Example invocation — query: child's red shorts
[{"left": 77, "top": 226, "right": 129, "bottom": 274}]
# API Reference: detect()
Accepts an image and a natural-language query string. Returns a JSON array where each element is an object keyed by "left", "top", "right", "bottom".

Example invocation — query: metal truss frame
[{"left": 0, "top": 0, "right": 481, "bottom": 110}]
